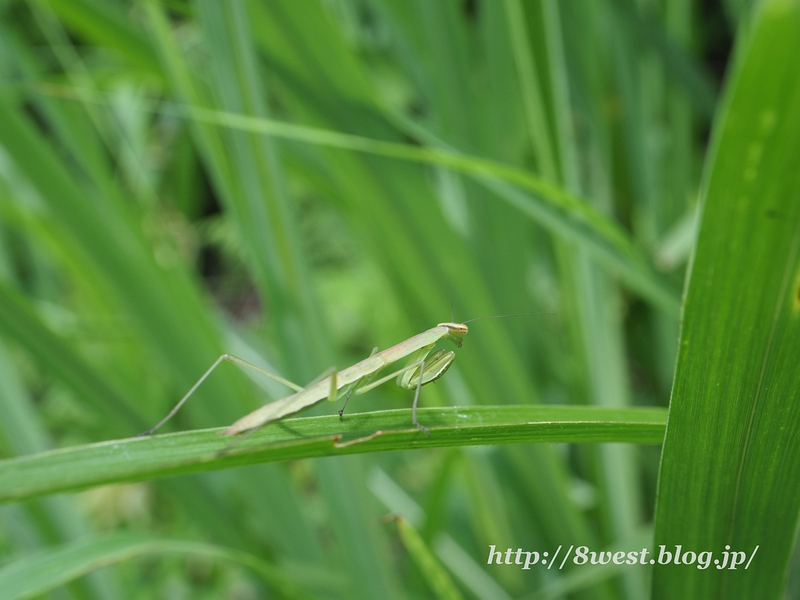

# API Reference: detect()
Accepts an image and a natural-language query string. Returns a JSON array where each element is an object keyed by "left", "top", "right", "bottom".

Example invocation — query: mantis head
[{"left": 437, "top": 322, "right": 469, "bottom": 347}]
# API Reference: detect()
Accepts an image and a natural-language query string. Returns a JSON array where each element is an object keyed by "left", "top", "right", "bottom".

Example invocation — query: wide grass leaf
[{"left": 652, "top": 1, "right": 800, "bottom": 597}]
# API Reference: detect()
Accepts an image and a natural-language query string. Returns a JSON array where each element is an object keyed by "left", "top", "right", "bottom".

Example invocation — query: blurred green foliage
[{"left": 0, "top": 0, "right": 798, "bottom": 598}]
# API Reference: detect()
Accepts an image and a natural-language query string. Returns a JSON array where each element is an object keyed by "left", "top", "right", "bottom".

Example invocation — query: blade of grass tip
[
  {"left": 395, "top": 518, "right": 465, "bottom": 600},
  {"left": 652, "top": 1, "right": 800, "bottom": 598},
  {"left": 367, "top": 467, "right": 425, "bottom": 528},
  {"left": 434, "top": 534, "right": 514, "bottom": 600},
  {"left": 653, "top": 208, "right": 698, "bottom": 272}
]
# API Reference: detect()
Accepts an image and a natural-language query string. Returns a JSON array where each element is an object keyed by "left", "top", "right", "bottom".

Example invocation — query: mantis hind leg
[{"left": 140, "top": 354, "right": 305, "bottom": 436}]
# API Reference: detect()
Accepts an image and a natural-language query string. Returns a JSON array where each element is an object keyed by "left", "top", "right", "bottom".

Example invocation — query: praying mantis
[
  {"left": 142, "top": 313, "right": 550, "bottom": 438},
  {"left": 143, "top": 322, "right": 469, "bottom": 438}
]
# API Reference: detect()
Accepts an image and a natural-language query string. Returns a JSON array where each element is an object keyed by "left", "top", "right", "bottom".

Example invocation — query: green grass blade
[
  {"left": 188, "top": 1, "right": 328, "bottom": 365},
  {"left": 652, "top": 1, "right": 800, "bottom": 597},
  {"left": 0, "top": 341, "right": 51, "bottom": 457},
  {"left": 0, "top": 533, "right": 315, "bottom": 600},
  {"left": 0, "top": 406, "right": 667, "bottom": 503},
  {"left": 176, "top": 106, "right": 677, "bottom": 311},
  {"left": 0, "top": 282, "right": 143, "bottom": 435},
  {"left": 0, "top": 342, "right": 124, "bottom": 600},
  {"left": 535, "top": 2, "right": 648, "bottom": 598},
  {"left": 36, "top": 82, "right": 676, "bottom": 313},
  {"left": 524, "top": 528, "right": 653, "bottom": 600},
  {"left": 395, "top": 518, "right": 464, "bottom": 600},
  {"left": 186, "top": 5, "right": 399, "bottom": 596},
  {"left": 1, "top": 1, "right": 773, "bottom": 597},
  {"left": 383, "top": 109, "right": 679, "bottom": 315},
  {"left": 0, "top": 91, "right": 249, "bottom": 430},
  {"left": 36, "top": 0, "right": 161, "bottom": 74},
  {"left": 0, "top": 40, "right": 322, "bottom": 563},
  {"left": 606, "top": 0, "right": 718, "bottom": 117},
  {"left": 434, "top": 535, "right": 514, "bottom": 600}
]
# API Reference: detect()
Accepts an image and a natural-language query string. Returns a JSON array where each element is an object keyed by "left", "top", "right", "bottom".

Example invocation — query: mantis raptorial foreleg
[
  {"left": 412, "top": 356, "right": 428, "bottom": 436},
  {"left": 337, "top": 347, "right": 379, "bottom": 418}
]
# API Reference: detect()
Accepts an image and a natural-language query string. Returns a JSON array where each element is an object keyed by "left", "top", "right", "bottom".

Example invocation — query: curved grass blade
[
  {"left": 0, "top": 406, "right": 667, "bottom": 503},
  {"left": 0, "top": 533, "right": 314, "bottom": 600},
  {"left": 0, "top": 282, "right": 144, "bottom": 435},
  {"left": 27, "top": 85, "right": 678, "bottom": 313},
  {"left": 178, "top": 106, "right": 678, "bottom": 312}
]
